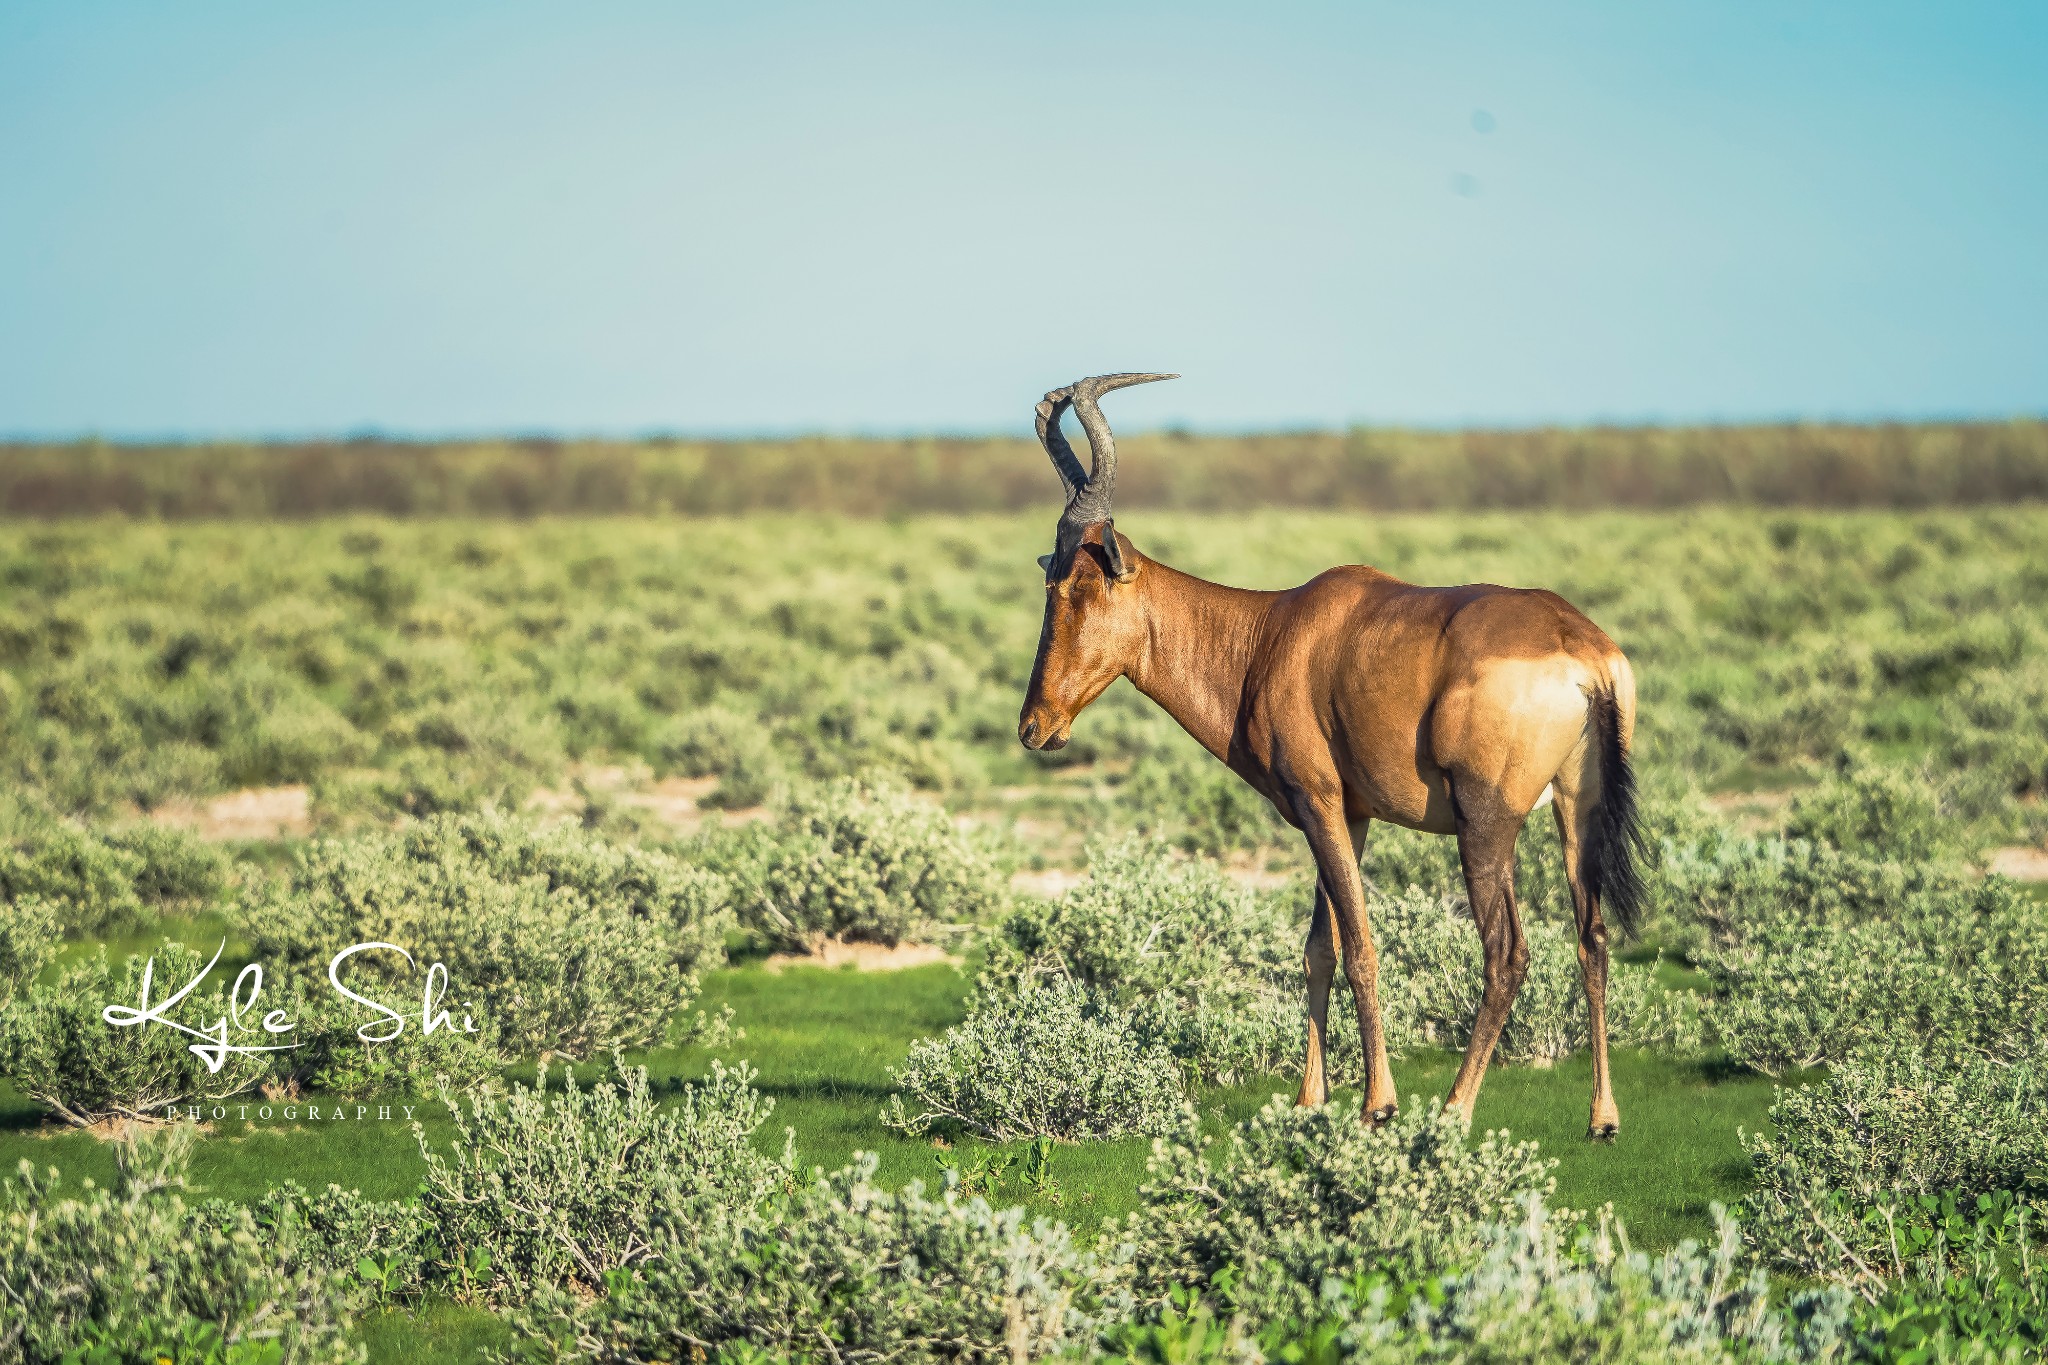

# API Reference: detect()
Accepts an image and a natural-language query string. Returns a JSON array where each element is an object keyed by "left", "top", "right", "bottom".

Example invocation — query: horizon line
[{"left": 5, "top": 408, "right": 2045, "bottom": 447}]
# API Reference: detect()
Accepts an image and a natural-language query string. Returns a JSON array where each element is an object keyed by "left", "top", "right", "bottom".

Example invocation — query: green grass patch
[
  {"left": 2, "top": 958, "right": 1782, "bottom": 1241},
  {"left": 0, "top": 951, "right": 1795, "bottom": 1358}
]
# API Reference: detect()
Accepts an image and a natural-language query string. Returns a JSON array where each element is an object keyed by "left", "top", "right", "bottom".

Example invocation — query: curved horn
[
  {"left": 1034, "top": 387, "right": 1087, "bottom": 501},
  {"left": 1039, "top": 372, "right": 1177, "bottom": 521}
]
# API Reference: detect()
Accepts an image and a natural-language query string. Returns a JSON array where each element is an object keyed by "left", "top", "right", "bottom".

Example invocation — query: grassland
[
  {"left": 0, "top": 943, "right": 1788, "bottom": 1364},
  {"left": 2, "top": 504, "right": 2044, "bottom": 1360},
  {"left": 4, "top": 507, "right": 2045, "bottom": 853}
]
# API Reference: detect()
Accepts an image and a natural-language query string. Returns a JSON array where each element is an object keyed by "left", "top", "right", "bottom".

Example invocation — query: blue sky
[{"left": 2, "top": 2, "right": 2043, "bottom": 436}]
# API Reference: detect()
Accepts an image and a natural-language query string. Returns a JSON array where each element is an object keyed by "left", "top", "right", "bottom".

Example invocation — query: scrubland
[{"left": 2, "top": 502, "right": 2044, "bottom": 1362}]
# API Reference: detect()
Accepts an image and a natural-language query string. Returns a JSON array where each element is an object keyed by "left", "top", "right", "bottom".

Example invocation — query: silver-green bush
[
  {"left": 881, "top": 976, "right": 1188, "bottom": 1142},
  {"left": 988, "top": 840, "right": 1693, "bottom": 1085},
  {"left": 241, "top": 812, "right": 730, "bottom": 1058},
  {"left": 0, "top": 892, "right": 59, "bottom": 1003},
  {"left": 247, "top": 1179, "right": 442, "bottom": 1305},
  {"left": 1783, "top": 761, "right": 1958, "bottom": 862},
  {"left": 1694, "top": 872, "right": 2048, "bottom": 1075},
  {"left": 713, "top": 775, "right": 1003, "bottom": 952},
  {"left": 1742, "top": 1049, "right": 2048, "bottom": 1283},
  {"left": 1367, "top": 883, "right": 1701, "bottom": 1065},
  {"left": 0, "top": 820, "right": 228, "bottom": 938},
  {"left": 279, "top": 985, "right": 508, "bottom": 1098},
  {"left": 527, "top": 1155, "right": 1103, "bottom": 1365},
  {"left": 653, "top": 703, "right": 786, "bottom": 809},
  {"left": 1104, "top": 1096, "right": 1557, "bottom": 1325},
  {"left": 1335, "top": 1199, "right": 1856, "bottom": 1364},
  {"left": 0, "top": 946, "right": 272, "bottom": 1126},
  {"left": 0, "top": 1126, "right": 357, "bottom": 1364},
  {"left": 415, "top": 1059, "right": 785, "bottom": 1300},
  {"left": 982, "top": 839, "right": 1303, "bottom": 1085},
  {"left": 1654, "top": 832, "right": 1958, "bottom": 962}
]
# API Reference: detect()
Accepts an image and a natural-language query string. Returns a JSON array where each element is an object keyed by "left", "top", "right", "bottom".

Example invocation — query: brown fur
[{"left": 1021, "top": 524, "right": 1639, "bottom": 1135}]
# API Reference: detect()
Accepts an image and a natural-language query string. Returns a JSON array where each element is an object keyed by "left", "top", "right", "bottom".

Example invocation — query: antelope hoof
[
  {"left": 1588, "top": 1121, "right": 1620, "bottom": 1142},
  {"left": 1364, "top": 1102, "right": 1397, "bottom": 1127}
]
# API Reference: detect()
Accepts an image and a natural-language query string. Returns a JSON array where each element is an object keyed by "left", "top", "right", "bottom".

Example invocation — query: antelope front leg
[
  {"left": 1296, "top": 881, "right": 1337, "bottom": 1107},
  {"left": 1295, "top": 801, "right": 1397, "bottom": 1123}
]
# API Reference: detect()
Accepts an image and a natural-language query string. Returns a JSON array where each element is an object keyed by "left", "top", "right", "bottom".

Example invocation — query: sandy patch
[
  {"left": 635, "top": 775, "right": 721, "bottom": 824},
  {"left": 152, "top": 785, "right": 312, "bottom": 841},
  {"left": 1011, "top": 867, "right": 1087, "bottom": 899},
  {"left": 78, "top": 1114, "right": 190, "bottom": 1141},
  {"left": 525, "top": 771, "right": 767, "bottom": 835},
  {"left": 523, "top": 785, "right": 585, "bottom": 823},
  {"left": 1703, "top": 789, "right": 1796, "bottom": 814},
  {"left": 1223, "top": 852, "right": 1299, "bottom": 891},
  {"left": 1701, "top": 789, "right": 1796, "bottom": 835},
  {"left": 762, "top": 940, "right": 962, "bottom": 972},
  {"left": 1987, "top": 846, "right": 2048, "bottom": 881}
]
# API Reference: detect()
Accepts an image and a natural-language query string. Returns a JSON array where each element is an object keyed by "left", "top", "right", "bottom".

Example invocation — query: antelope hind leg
[{"left": 1296, "top": 879, "right": 1336, "bottom": 1107}]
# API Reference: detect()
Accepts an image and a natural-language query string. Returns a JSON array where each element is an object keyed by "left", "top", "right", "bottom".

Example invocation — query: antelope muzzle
[{"left": 1016, "top": 709, "right": 1071, "bottom": 752}]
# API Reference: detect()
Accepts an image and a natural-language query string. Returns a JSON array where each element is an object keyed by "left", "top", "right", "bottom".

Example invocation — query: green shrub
[
  {"left": 1140, "top": 1199, "right": 1857, "bottom": 1364},
  {"left": 0, "top": 946, "right": 273, "bottom": 1127},
  {"left": 1653, "top": 833, "right": 1962, "bottom": 961},
  {"left": 1853, "top": 1201, "right": 2048, "bottom": 1362},
  {"left": 1117, "top": 745, "right": 1288, "bottom": 855},
  {"left": 0, "top": 820, "right": 228, "bottom": 939},
  {"left": 1104, "top": 1096, "right": 1557, "bottom": 1325},
  {"left": 1784, "top": 762, "right": 1956, "bottom": 862},
  {"left": 712, "top": 775, "right": 1002, "bottom": 952},
  {"left": 1, "top": 823, "right": 146, "bottom": 937},
  {"left": 982, "top": 839, "right": 1303, "bottom": 1085},
  {"left": 527, "top": 1154, "right": 1102, "bottom": 1365},
  {"left": 442, "top": 812, "right": 732, "bottom": 974},
  {"left": 0, "top": 892, "right": 59, "bottom": 1003},
  {"left": 881, "top": 977, "right": 1188, "bottom": 1142},
  {"left": 1938, "top": 670, "right": 2048, "bottom": 827},
  {"left": 4, "top": 509, "right": 2047, "bottom": 848},
  {"left": 415, "top": 1059, "right": 784, "bottom": 1300},
  {"left": 1696, "top": 876, "right": 2048, "bottom": 1075},
  {"left": 0, "top": 1125, "right": 357, "bottom": 1364},
  {"left": 277, "top": 986, "right": 508, "bottom": 1099},
  {"left": 1362, "top": 818, "right": 1576, "bottom": 924},
  {"left": 241, "top": 813, "right": 728, "bottom": 1058},
  {"left": 652, "top": 704, "right": 785, "bottom": 808},
  {"left": 1742, "top": 1050, "right": 2048, "bottom": 1282},
  {"left": 247, "top": 1181, "right": 443, "bottom": 1305},
  {"left": 104, "top": 823, "right": 232, "bottom": 906}
]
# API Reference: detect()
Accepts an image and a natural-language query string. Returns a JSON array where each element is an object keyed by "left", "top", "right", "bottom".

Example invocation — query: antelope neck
[{"left": 1126, "top": 559, "right": 1275, "bottom": 762}]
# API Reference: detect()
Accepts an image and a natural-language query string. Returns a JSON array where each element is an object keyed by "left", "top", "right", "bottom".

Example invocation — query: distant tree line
[{"left": 3, "top": 419, "right": 2044, "bottom": 517}]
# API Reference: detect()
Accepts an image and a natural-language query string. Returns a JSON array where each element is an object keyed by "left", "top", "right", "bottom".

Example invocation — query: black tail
[{"left": 1582, "top": 685, "right": 1647, "bottom": 939}]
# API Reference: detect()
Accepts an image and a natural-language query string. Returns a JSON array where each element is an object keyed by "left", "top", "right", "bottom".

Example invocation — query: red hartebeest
[{"left": 1017, "top": 373, "right": 1644, "bottom": 1137}]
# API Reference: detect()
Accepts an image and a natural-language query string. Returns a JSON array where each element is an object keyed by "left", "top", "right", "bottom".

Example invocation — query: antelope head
[{"left": 1017, "top": 372, "right": 1176, "bottom": 751}]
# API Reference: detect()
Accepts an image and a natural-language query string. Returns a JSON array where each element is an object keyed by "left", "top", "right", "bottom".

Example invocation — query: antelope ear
[
  {"left": 1101, "top": 521, "right": 1137, "bottom": 583},
  {"left": 1036, "top": 554, "right": 1055, "bottom": 576}
]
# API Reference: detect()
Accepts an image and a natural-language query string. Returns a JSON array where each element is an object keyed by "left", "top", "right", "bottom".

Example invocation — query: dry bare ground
[
  {"left": 524, "top": 767, "right": 770, "bottom": 834},
  {"left": 1701, "top": 788, "right": 1797, "bottom": 834},
  {"left": 151, "top": 785, "right": 312, "bottom": 840},
  {"left": 1988, "top": 845, "right": 2048, "bottom": 881},
  {"left": 761, "top": 940, "right": 962, "bottom": 972}
]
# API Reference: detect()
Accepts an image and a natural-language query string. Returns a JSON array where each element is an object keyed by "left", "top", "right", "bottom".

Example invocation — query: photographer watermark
[
  {"left": 101, "top": 938, "right": 481, "bottom": 1073},
  {"left": 164, "top": 1101, "right": 422, "bottom": 1123}
]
